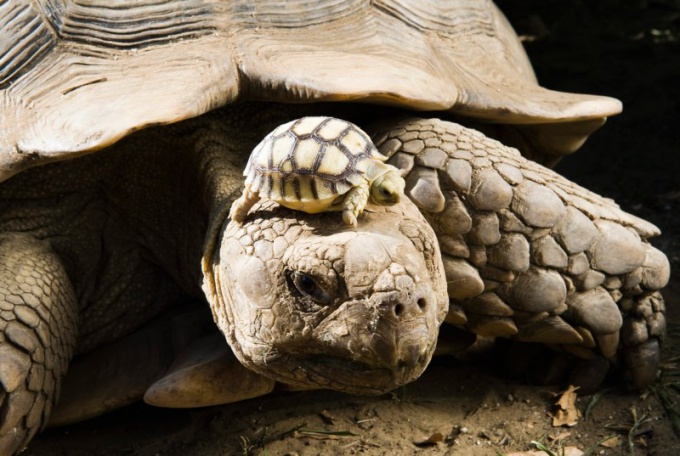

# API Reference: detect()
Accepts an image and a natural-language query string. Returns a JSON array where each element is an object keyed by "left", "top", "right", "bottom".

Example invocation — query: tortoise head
[
  {"left": 368, "top": 162, "right": 405, "bottom": 206},
  {"left": 202, "top": 199, "right": 447, "bottom": 394}
]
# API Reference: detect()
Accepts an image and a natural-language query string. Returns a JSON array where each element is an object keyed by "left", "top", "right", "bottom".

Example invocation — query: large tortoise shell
[{"left": 0, "top": 0, "right": 621, "bottom": 182}]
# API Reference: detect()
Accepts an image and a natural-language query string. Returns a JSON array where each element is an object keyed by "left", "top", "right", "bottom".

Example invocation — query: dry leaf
[
  {"left": 319, "top": 410, "right": 335, "bottom": 425},
  {"left": 414, "top": 432, "right": 443, "bottom": 447},
  {"left": 552, "top": 385, "right": 581, "bottom": 427},
  {"left": 555, "top": 385, "right": 579, "bottom": 409},
  {"left": 600, "top": 436, "right": 621, "bottom": 448},
  {"left": 549, "top": 431, "right": 572, "bottom": 442}
]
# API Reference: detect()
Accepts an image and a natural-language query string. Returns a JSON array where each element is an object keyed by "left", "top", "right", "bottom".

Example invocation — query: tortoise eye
[
  {"left": 379, "top": 186, "right": 399, "bottom": 204},
  {"left": 291, "top": 271, "right": 331, "bottom": 307}
]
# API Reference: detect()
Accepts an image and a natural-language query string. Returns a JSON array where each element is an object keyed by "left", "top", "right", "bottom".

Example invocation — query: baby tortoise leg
[
  {"left": 370, "top": 117, "right": 670, "bottom": 390},
  {"left": 0, "top": 233, "right": 78, "bottom": 455},
  {"left": 342, "top": 181, "right": 370, "bottom": 227},
  {"left": 229, "top": 187, "right": 261, "bottom": 224}
]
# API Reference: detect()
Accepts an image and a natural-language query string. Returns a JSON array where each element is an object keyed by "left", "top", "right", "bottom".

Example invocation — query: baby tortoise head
[{"left": 368, "top": 161, "right": 405, "bottom": 206}]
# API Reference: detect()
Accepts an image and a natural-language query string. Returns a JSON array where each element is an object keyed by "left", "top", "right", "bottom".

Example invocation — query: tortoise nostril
[
  {"left": 390, "top": 297, "right": 428, "bottom": 318},
  {"left": 394, "top": 303, "right": 404, "bottom": 317}
]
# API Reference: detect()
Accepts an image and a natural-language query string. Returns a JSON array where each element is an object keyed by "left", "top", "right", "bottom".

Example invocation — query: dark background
[{"left": 499, "top": 0, "right": 679, "bottom": 271}]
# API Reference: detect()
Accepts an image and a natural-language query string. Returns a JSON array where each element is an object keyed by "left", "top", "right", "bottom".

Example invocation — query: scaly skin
[
  {"left": 371, "top": 117, "right": 670, "bottom": 388},
  {"left": 0, "top": 105, "right": 279, "bottom": 452},
  {"left": 0, "top": 103, "right": 670, "bottom": 453},
  {"left": 341, "top": 181, "right": 370, "bottom": 226},
  {"left": 0, "top": 104, "right": 448, "bottom": 452},
  {"left": 0, "top": 234, "right": 77, "bottom": 454},
  {"left": 203, "top": 199, "right": 448, "bottom": 394}
]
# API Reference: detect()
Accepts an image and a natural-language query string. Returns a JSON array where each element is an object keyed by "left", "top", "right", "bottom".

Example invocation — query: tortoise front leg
[
  {"left": 370, "top": 117, "right": 670, "bottom": 390},
  {"left": 0, "top": 233, "right": 78, "bottom": 454},
  {"left": 341, "top": 181, "right": 370, "bottom": 227},
  {"left": 229, "top": 187, "right": 261, "bottom": 225}
]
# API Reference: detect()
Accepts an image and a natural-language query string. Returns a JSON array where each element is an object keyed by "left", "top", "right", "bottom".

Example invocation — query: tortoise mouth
[{"left": 267, "top": 353, "right": 430, "bottom": 396}]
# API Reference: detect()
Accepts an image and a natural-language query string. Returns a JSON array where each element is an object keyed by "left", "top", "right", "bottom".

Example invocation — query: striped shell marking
[{"left": 244, "top": 117, "right": 384, "bottom": 204}]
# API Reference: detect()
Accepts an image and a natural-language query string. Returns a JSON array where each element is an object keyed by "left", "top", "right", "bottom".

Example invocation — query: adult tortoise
[{"left": 0, "top": 0, "right": 670, "bottom": 454}]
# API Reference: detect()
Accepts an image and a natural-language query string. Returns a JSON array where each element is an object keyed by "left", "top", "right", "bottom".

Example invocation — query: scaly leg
[
  {"left": 229, "top": 188, "right": 261, "bottom": 224},
  {"left": 370, "top": 117, "right": 669, "bottom": 389},
  {"left": 341, "top": 182, "right": 370, "bottom": 227},
  {"left": 0, "top": 233, "right": 78, "bottom": 454}
]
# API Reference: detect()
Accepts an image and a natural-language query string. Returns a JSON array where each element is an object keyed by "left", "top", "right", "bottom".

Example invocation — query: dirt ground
[{"left": 25, "top": 1, "right": 680, "bottom": 455}]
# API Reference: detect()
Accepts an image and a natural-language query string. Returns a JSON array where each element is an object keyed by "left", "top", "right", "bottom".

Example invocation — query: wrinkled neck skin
[
  {"left": 194, "top": 102, "right": 447, "bottom": 394},
  {"left": 201, "top": 197, "right": 448, "bottom": 395}
]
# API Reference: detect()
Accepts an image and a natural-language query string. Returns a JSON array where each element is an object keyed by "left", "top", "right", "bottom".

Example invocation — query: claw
[{"left": 342, "top": 209, "right": 358, "bottom": 227}]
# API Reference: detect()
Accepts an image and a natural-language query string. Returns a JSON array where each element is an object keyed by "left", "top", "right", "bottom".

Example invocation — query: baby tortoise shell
[{"left": 230, "top": 117, "right": 406, "bottom": 226}]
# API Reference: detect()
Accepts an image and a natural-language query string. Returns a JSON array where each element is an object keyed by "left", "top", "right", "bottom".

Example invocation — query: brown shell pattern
[{"left": 244, "top": 117, "right": 384, "bottom": 203}]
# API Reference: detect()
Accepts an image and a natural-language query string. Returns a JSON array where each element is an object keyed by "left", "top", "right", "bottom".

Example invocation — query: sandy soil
[{"left": 25, "top": 1, "right": 680, "bottom": 455}]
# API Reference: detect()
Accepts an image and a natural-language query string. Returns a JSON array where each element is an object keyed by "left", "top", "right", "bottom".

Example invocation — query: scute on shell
[
  {"left": 246, "top": 117, "right": 382, "bottom": 204},
  {"left": 1, "top": 0, "right": 622, "bottom": 183}
]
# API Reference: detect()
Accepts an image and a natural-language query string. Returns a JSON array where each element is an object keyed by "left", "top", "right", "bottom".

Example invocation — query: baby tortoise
[{"left": 229, "top": 117, "right": 406, "bottom": 226}]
